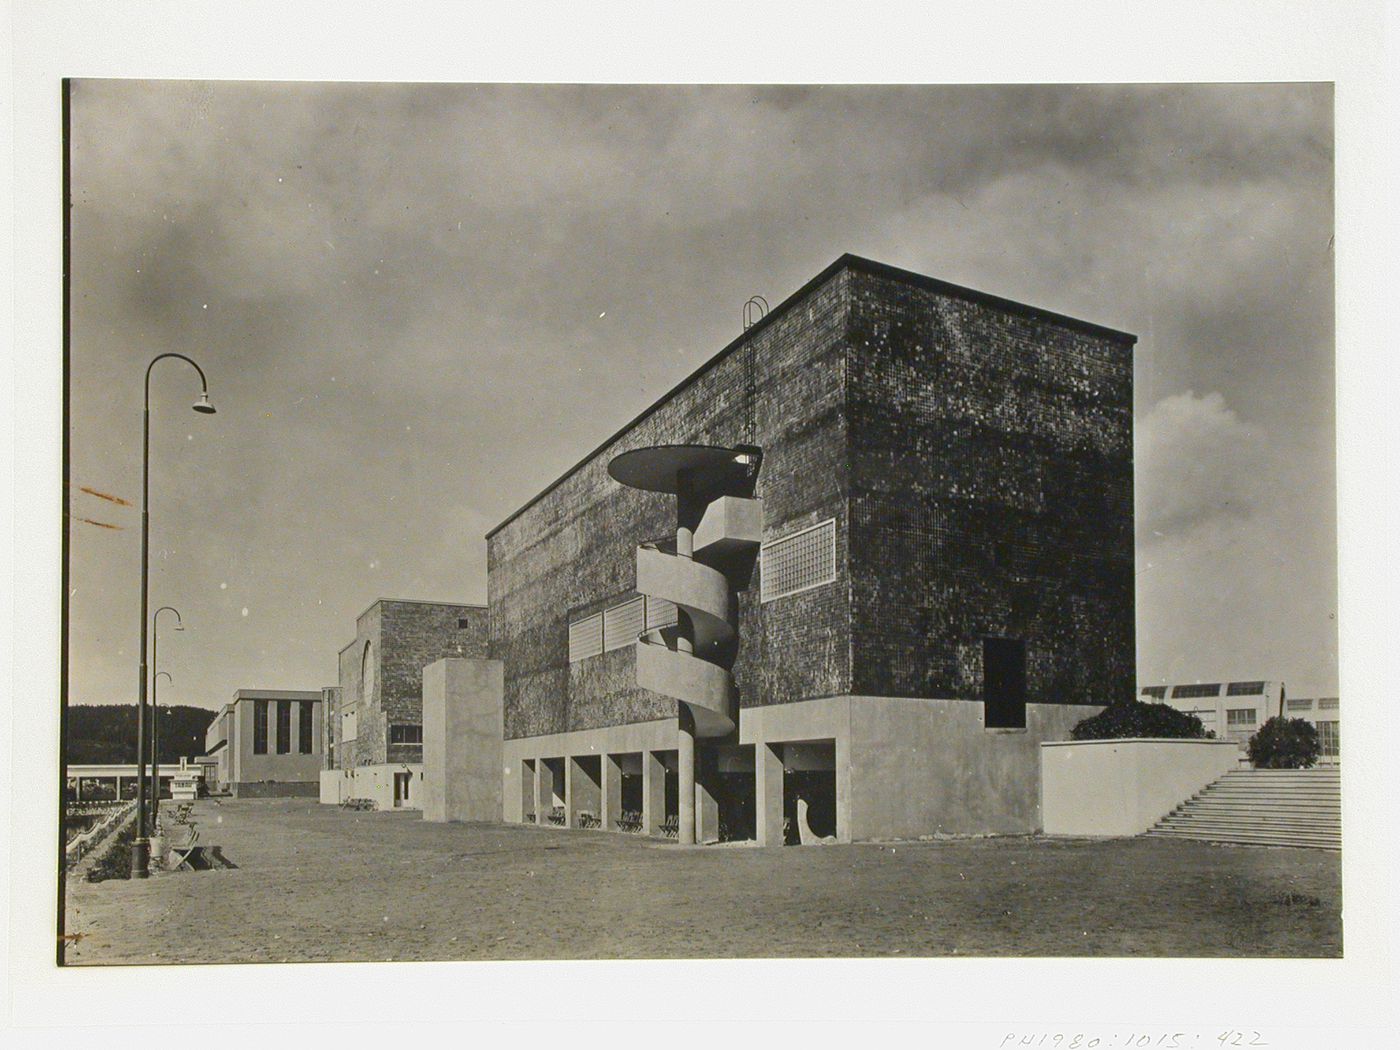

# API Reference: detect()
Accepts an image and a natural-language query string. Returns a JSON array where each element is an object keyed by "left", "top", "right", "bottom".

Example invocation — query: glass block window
[
  {"left": 1316, "top": 720, "right": 1340, "bottom": 756},
  {"left": 568, "top": 613, "right": 603, "bottom": 663},
  {"left": 760, "top": 518, "right": 837, "bottom": 603},
  {"left": 1227, "top": 681, "right": 1267, "bottom": 696},
  {"left": 1286, "top": 698, "right": 1314, "bottom": 712},
  {"left": 1226, "top": 708, "right": 1257, "bottom": 726},
  {"left": 1318, "top": 697, "right": 1340, "bottom": 711},
  {"left": 1140, "top": 686, "right": 1167, "bottom": 699},
  {"left": 603, "top": 597, "right": 646, "bottom": 652},
  {"left": 1172, "top": 683, "right": 1223, "bottom": 699}
]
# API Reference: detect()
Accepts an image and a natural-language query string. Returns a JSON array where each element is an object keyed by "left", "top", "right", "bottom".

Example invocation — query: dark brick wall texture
[
  {"left": 336, "top": 601, "right": 489, "bottom": 766},
  {"left": 488, "top": 257, "right": 1135, "bottom": 742}
]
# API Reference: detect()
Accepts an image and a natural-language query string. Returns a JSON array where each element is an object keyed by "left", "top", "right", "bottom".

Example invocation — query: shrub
[
  {"left": 1247, "top": 716, "right": 1320, "bottom": 769},
  {"left": 1070, "top": 699, "right": 1208, "bottom": 740}
]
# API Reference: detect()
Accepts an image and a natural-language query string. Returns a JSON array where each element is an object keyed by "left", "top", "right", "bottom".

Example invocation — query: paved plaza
[{"left": 61, "top": 799, "right": 1342, "bottom": 964}]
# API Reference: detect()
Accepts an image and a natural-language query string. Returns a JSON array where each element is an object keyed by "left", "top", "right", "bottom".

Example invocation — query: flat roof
[
  {"left": 352, "top": 597, "right": 487, "bottom": 625},
  {"left": 232, "top": 689, "right": 324, "bottom": 701},
  {"left": 486, "top": 253, "right": 1137, "bottom": 540}
]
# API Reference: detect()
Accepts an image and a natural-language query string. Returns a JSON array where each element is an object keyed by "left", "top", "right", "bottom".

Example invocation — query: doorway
[{"left": 983, "top": 636, "right": 1027, "bottom": 728}]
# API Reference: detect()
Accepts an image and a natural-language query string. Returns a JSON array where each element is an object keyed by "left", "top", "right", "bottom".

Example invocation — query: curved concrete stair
[{"left": 1144, "top": 768, "right": 1340, "bottom": 851}]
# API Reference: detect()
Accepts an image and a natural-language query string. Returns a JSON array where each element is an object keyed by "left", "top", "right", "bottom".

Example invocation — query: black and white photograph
[{"left": 6, "top": 0, "right": 1397, "bottom": 1044}]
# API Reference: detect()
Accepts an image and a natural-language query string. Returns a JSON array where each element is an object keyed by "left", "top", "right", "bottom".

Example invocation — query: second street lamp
[
  {"left": 151, "top": 671, "right": 173, "bottom": 829},
  {"left": 150, "top": 605, "right": 182, "bottom": 830},
  {"left": 132, "top": 354, "right": 216, "bottom": 880}
]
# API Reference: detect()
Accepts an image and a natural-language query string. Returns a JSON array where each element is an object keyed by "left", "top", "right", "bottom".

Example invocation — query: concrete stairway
[{"left": 1145, "top": 768, "right": 1340, "bottom": 850}]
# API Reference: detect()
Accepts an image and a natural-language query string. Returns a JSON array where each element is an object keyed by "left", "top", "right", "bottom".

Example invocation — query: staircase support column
[{"left": 678, "top": 705, "right": 696, "bottom": 846}]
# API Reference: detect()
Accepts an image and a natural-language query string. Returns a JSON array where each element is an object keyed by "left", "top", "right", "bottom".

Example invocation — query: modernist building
[
  {"left": 487, "top": 254, "right": 1136, "bottom": 844},
  {"left": 203, "top": 689, "right": 324, "bottom": 796},
  {"left": 321, "top": 598, "right": 489, "bottom": 809},
  {"left": 1144, "top": 682, "right": 1340, "bottom": 763}
]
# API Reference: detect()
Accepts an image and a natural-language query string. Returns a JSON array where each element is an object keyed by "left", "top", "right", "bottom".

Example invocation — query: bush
[
  {"left": 1071, "top": 699, "right": 1208, "bottom": 740},
  {"left": 1247, "top": 716, "right": 1320, "bottom": 769}
]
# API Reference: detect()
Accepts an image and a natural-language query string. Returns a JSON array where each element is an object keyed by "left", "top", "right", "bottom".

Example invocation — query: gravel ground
[{"left": 60, "top": 798, "right": 1342, "bottom": 964}]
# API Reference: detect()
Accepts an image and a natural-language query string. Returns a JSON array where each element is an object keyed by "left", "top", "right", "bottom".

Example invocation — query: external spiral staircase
[{"left": 608, "top": 444, "right": 763, "bottom": 843}]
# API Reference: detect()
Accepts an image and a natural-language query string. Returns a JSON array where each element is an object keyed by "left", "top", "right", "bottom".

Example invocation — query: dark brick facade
[
  {"left": 846, "top": 268, "right": 1135, "bottom": 706},
  {"left": 488, "top": 255, "right": 1136, "bottom": 741},
  {"left": 334, "top": 600, "right": 489, "bottom": 767}
]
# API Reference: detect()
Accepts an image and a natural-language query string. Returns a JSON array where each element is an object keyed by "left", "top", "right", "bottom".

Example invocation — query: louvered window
[
  {"left": 1318, "top": 697, "right": 1339, "bottom": 711},
  {"left": 568, "top": 613, "right": 603, "bottom": 662},
  {"left": 603, "top": 597, "right": 646, "bottom": 652},
  {"left": 644, "top": 596, "right": 677, "bottom": 631},
  {"left": 1286, "top": 698, "right": 1313, "bottom": 712},
  {"left": 760, "top": 518, "right": 837, "bottom": 602}
]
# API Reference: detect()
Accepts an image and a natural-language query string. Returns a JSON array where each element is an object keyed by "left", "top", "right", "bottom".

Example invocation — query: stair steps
[{"left": 1143, "top": 768, "right": 1341, "bottom": 851}]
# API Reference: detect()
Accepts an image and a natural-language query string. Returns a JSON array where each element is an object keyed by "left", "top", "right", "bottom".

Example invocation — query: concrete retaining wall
[{"left": 1041, "top": 737, "right": 1241, "bottom": 836}]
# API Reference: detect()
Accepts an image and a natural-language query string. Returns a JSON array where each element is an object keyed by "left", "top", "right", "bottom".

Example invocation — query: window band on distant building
[
  {"left": 1226, "top": 680, "right": 1266, "bottom": 696},
  {"left": 1318, "top": 697, "right": 1339, "bottom": 711},
  {"left": 1286, "top": 698, "right": 1314, "bottom": 712},
  {"left": 1172, "top": 683, "right": 1222, "bottom": 699},
  {"left": 1225, "top": 708, "right": 1257, "bottom": 726},
  {"left": 760, "top": 518, "right": 837, "bottom": 603},
  {"left": 1140, "top": 685, "right": 1167, "bottom": 699}
]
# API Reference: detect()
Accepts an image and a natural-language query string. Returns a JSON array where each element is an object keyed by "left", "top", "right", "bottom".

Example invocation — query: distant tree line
[{"left": 65, "top": 704, "right": 217, "bottom": 764}]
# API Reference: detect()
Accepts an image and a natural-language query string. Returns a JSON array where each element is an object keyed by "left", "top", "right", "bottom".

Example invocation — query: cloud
[{"left": 1136, "top": 390, "right": 1267, "bottom": 536}]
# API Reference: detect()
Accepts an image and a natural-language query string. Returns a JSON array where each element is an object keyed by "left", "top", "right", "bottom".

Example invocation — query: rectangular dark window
[
  {"left": 276, "top": 700, "right": 291, "bottom": 754},
  {"left": 299, "top": 701, "right": 314, "bottom": 754},
  {"left": 390, "top": 724, "right": 423, "bottom": 745},
  {"left": 252, "top": 700, "right": 269, "bottom": 755},
  {"left": 457, "top": 617, "right": 471, "bottom": 629},
  {"left": 983, "top": 637, "right": 1027, "bottom": 729}
]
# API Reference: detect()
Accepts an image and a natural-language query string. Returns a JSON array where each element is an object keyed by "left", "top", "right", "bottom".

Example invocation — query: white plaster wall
[
  {"left": 319, "top": 768, "right": 353, "bottom": 805},
  {"left": 1041, "top": 738, "right": 1241, "bottom": 836}
]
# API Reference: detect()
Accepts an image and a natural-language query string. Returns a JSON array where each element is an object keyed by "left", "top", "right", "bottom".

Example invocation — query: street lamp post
[
  {"left": 132, "top": 354, "right": 215, "bottom": 880},
  {"left": 149, "top": 606, "right": 183, "bottom": 831}
]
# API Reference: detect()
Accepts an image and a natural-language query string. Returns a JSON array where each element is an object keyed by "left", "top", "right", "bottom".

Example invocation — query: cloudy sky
[{"left": 65, "top": 81, "right": 1336, "bottom": 709}]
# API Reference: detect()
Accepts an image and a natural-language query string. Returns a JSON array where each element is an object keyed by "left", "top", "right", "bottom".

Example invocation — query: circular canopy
[{"left": 607, "top": 444, "right": 751, "bottom": 494}]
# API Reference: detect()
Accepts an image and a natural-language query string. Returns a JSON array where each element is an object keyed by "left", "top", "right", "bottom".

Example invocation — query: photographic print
[{"left": 57, "top": 80, "right": 1338, "bottom": 967}]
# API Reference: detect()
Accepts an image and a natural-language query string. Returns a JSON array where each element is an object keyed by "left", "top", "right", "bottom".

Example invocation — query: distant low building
[
  {"left": 1140, "top": 682, "right": 1339, "bottom": 763},
  {"left": 203, "top": 688, "right": 325, "bottom": 796}
]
